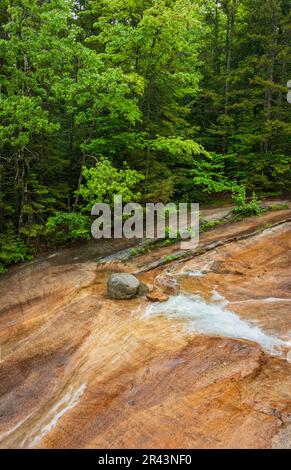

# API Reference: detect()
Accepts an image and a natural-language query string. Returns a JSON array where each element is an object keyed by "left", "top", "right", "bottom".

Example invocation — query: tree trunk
[
  {"left": 224, "top": 0, "right": 237, "bottom": 115},
  {"left": 18, "top": 154, "right": 29, "bottom": 230},
  {"left": 262, "top": 6, "right": 278, "bottom": 154},
  {"left": 223, "top": 0, "right": 237, "bottom": 154},
  {"left": 214, "top": 0, "right": 220, "bottom": 75},
  {"left": 73, "top": 153, "right": 86, "bottom": 210},
  {"left": 145, "top": 80, "right": 152, "bottom": 180}
]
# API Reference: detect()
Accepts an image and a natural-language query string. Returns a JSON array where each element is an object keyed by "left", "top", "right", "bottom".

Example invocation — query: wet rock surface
[
  {"left": 0, "top": 207, "right": 290, "bottom": 449},
  {"left": 146, "top": 288, "right": 169, "bottom": 303},
  {"left": 107, "top": 273, "right": 140, "bottom": 299}
]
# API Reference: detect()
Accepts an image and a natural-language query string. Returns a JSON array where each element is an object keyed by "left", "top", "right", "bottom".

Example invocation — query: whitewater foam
[
  {"left": 230, "top": 298, "right": 291, "bottom": 304},
  {"left": 145, "top": 293, "right": 291, "bottom": 356},
  {"left": 25, "top": 383, "right": 86, "bottom": 448},
  {"left": 181, "top": 270, "right": 205, "bottom": 277}
]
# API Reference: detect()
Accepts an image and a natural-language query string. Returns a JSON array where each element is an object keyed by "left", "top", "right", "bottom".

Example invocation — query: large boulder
[{"left": 107, "top": 273, "right": 140, "bottom": 300}]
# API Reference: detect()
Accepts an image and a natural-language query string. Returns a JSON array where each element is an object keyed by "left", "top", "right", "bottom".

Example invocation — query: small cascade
[
  {"left": 144, "top": 293, "right": 291, "bottom": 357},
  {"left": 24, "top": 384, "right": 86, "bottom": 449}
]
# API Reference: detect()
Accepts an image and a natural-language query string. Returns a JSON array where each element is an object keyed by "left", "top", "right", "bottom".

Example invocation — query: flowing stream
[
  {"left": 145, "top": 293, "right": 291, "bottom": 356},
  {"left": 0, "top": 207, "right": 290, "bottom": 449}
]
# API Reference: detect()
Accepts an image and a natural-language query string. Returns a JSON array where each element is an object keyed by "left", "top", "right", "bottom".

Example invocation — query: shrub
[
  {"left": 45, "top": 212, "right": 91, "bottom": 244},
  {"left": 268, "top": 203, "right": 289, "bottom": 211},
  {"left": 0, "top": 232, "right": 31, "bottom": 273},
  {"left": 78, "top": 158, "right": 144, "bottom": 211},
  {"left": 232, "top": 187, "right": 262, "bottom": 217}
]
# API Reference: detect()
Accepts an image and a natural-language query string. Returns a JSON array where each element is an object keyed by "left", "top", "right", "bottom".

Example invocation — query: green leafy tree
[
  {"left": 78, "top": 158, "right": 145, "bottom": 210},
  {"left": 84, "top": 0, "right": 203, "bottom": 191},
  {"left": 0, "top": 231, "right": 31, "bottom": 273},
  {"left": 45, "top": 212, "right": 91, "bottom": 244}
]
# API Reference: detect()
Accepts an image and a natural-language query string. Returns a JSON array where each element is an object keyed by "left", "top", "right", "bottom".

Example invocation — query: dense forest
[{"left": 0, "top": 0, "right": 290, "bottom": 271}]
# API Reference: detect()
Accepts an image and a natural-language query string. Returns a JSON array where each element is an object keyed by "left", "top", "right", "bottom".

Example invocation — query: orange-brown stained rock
[
  {"left": 146, "top": 289, "right": 169, "bottom": 303},
  {"left": 0, "top": 209, "right": 290, "bottom": 449}
]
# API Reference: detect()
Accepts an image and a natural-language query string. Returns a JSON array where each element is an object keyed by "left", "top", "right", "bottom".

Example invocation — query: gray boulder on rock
[{"left": 107, "top": 273, "right": 140, "bottom": 299}]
